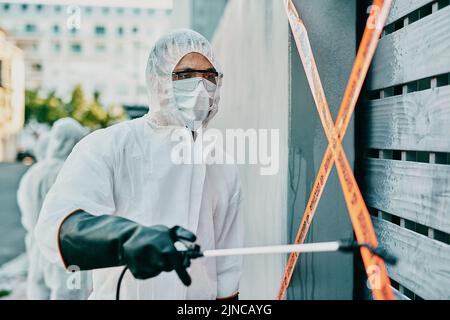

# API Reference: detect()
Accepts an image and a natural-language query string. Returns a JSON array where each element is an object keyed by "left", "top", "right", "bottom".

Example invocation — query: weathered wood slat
[
  {"left": 361, "top": 86, "right": 450, "bottom": 152},
  {"left": 386, "top": 0, "right": 433, "bottom": 24},
  {"left": 367, "top": 6, "right": 450, "bottom": 90},
  {"left": 373, "top": 217, "right": 450, "bottom": 299},
  {"left": 391, "top": 286, "right": 410, "bottom": 300},
  {"left": 360, "top": 158, "right": 450, "bottom": 234}
]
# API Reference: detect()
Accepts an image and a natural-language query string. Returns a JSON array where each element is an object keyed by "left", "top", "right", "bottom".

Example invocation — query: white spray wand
[
  {"left": 117, "top": 239, "right": 396, "bottom": 300},
  {"left": 202, "top": 241, "right": 340, "bottom": 257},
  {"left": 181, "top": 239, "right": 397, "bottom": 264}
]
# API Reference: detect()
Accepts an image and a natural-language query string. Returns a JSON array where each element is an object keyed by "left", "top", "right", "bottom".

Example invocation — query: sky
[{"left": 2, "top": 0, "right": 173, "bottom": 9}]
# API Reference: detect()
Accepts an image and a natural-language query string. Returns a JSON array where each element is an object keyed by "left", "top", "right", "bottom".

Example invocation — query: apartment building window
[
  {"left": 165, "top": 9, "right": 172, "bottom": 15},
  {"left": 85, "top": 7, "right": 92, "bottom": 14},
  {"left": 3, "top": 4, "right": 10, "bottom": 11},
  {"left": 102, "top": 7, "right": 110, "bottom": 14},
  {"left": 53, "top": 42, "right": 61, "bottom": 52},
  {"left": 133, "top": 8, "right": 141, "bottom": 15},
  {"left": 31, "top": 63, "right": 42, "bottom": 72},
  {"left": 95, "top": 43, "right": 106, "bottom": 53},
  {"left": 25, "top": 24, "right": 37, "bottom": 33},
  {"left": 70, "top": 43, "right": 82, "bottom": 54},
  {"left": 132, "top": 27, "right": 139, "bottom": 34},
  {"left": 21, "top": 4, "right": 28, "bottom": 11},
  {"left": 55, "top": 6, "right": 62, "bottom": 13},
  {"left": 147, "top": 9, "right": 155, "bottom": 16},
  {"left": 117, "top": 26, "right": 124, "bottom": 36},
  {"left": 36, "top": 4, "right": 43, "bottom": 12},
  {"left": 117, "top": 8, "right": 124, "bottom": 15},
  {"left": 95, "top": 26, "right": 106, "bottom": 36},
  {"left": 53, "top": 25, "right": 60, "bottom": 34}
]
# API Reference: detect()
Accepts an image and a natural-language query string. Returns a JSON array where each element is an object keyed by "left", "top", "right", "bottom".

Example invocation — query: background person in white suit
[{"left": 18, "top": 118, "right": 91, "bottom": 299}]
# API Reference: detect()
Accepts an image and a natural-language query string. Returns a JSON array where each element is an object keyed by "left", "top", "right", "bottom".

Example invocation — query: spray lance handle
[
  {"left": 338, "top": 239, "right": 397, "bottom": 265},
  {"left": 177, "top": 239, "right": 204, "bottom": 259}
]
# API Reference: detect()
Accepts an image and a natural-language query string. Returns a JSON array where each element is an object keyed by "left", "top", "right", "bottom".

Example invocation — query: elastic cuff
[
  {"left": 57, "top": 208, "right": 82, "bottom": 269},
  {"left": 216, "top": 292, "right": 239, "bottom": 300}
]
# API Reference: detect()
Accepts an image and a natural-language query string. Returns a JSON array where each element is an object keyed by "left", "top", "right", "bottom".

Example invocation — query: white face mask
[{"left": 172, "top": 77, "right": 217, "bottom": 131}]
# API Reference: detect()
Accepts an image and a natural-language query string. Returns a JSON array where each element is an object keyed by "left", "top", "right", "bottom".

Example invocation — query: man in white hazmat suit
[
  {"left": 17, "top": 118, "right": 91, "bottom": 299},
  {"left": 35, "top": 29, "right": 244, "bottom": 300}
]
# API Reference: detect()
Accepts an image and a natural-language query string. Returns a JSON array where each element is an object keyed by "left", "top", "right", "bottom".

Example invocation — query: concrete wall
[
  {"left": 287, "top": 0, "right": 356, "bottom": 299},
  {"left": 172, "top": 0, "right": 193, "bottom": 30},
  {"left": 172, "top": 0, "right": 228, "bottom": 40},
  {"left": 192, "top": 0, "right": 228, "bottom": 40},
  {"left": 211, "top": 0, "right": 356, "bottom": 299},
  {"left": 211, "top": 0, "right": 289, "bottom": 299}
]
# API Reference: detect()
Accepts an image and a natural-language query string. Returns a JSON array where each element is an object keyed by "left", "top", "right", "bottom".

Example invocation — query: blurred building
[
  {"left": 0, "top": 1, "right": 172, "bottom": 107},
  {"left": 0, "top": 27, "right": 25, "bottom": 162},
  {"left": 172, "top": 0, "right": 228, "bottom": 41}
]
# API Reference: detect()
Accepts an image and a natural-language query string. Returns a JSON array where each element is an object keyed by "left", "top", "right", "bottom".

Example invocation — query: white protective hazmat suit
[
  {"left": 34, "top": 132, "right": 50, "bottom": 162},
  {"left": 35, "top": 29, "right": 244, "bottom": 300},
  {"left": 17, "top": 118, "right": 91, "bottom": 299},
  {"left": 19, "top": 133, "right": 50, "bottom": 244}
]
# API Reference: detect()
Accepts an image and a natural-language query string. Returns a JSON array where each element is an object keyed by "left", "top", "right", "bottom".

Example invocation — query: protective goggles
[{"left": 172, "top": 69, "right": 223, "bottom": 85}]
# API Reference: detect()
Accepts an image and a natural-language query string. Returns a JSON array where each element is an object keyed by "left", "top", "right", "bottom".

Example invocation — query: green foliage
[
  {"left": 25, "top": 90, "right": 67, "bottom": 125},
  {"left": 25, "top": 85, "right": 126, "bottom": 129},
  {"left": 0, "top": 289, "right": 11, "bottom": 298}
]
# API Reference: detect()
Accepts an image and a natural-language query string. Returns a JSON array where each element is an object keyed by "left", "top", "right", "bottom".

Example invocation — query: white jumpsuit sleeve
[
  {"left": 17, "top": 164, "right": 47, "bottom": 235},
  {"left": 214, "top": 181, "right": 244, "bottom": 298},
  {"left": 34, "top": 130, "right": 116, "bottom": 268}
]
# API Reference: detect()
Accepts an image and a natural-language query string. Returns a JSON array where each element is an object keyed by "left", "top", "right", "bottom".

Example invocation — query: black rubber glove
[{"left": 59, "top": 210, "right": 197, "bottom": 286}]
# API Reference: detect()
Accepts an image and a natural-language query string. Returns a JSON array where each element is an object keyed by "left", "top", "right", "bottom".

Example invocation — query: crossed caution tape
[{"left": 277, "top": 0, "right": 395, "bottom": 300}]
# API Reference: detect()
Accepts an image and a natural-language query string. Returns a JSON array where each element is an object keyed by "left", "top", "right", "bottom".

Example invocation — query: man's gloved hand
[
  {"left": 123, "top": 225, "right": 196, "bottom": 285},
  {"left": 59, "top": 210, "right": 198, "bottom": 286}
]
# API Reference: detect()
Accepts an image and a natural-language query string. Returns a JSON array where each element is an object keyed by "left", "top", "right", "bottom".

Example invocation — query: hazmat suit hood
[
  {"left": 18, "top": 119, "right": 86, "bottom": 233},
  {"left": 145, "top": 28, "right": 222, "bottom": 128},
  {"left": 45, "top": 118, "right": 88, "bottom": 161},
  {"left": 33, "top": 132, "right": 50, "bottom": 162}
]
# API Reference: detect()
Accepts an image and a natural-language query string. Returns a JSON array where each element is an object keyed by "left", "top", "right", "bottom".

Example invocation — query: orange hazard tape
[{"left": 278, "top": 0, "right": 394, "bottom": 300}]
